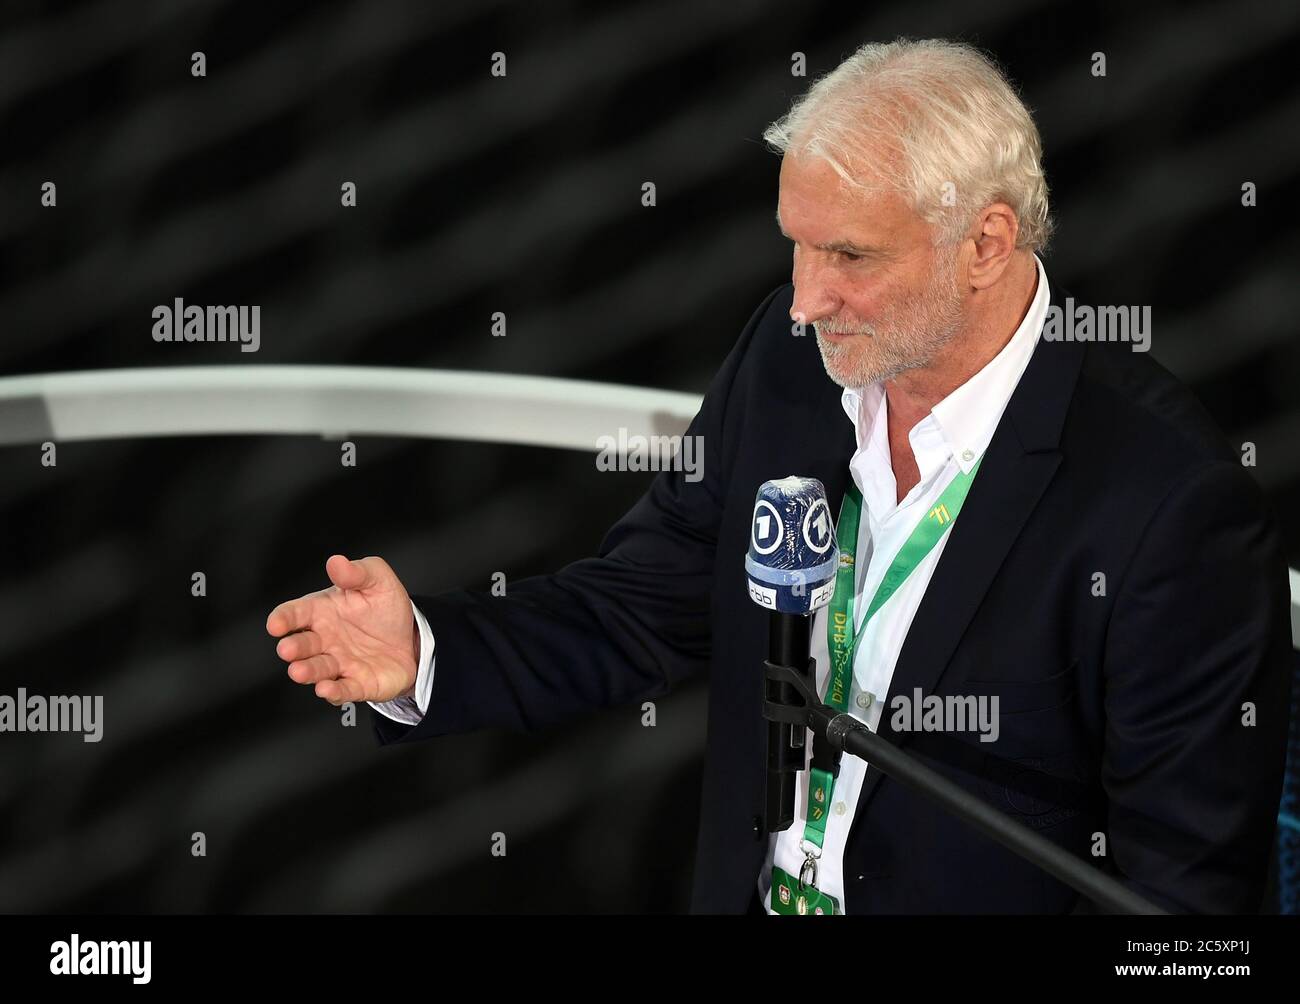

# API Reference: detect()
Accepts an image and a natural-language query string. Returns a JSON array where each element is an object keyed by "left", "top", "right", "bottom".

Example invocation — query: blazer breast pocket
[
  {"left": 963, "top": 661, "right": 1087, "bottom": 822},
  {"left": 963, "top": 659, "right": 1079, "bottom": 716}
]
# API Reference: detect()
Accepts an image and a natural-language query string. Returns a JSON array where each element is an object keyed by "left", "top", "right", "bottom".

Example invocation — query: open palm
[{"left": 267, "top": 554, "right": 418, "bottom": 705}]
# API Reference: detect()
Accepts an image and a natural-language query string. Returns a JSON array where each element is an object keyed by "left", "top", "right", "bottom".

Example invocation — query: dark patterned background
[{"left": 0, "top": 0, "right": 1297, "bottom": 912}]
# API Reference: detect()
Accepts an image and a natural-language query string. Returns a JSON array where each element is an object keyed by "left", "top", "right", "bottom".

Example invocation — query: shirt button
[
  {"left": 855, "top": 692, "right": 873, "bottom": 710},
  {"left": 961, "top": 448, "right": 974, "bottom": 462},
  {"left": 834, "top": 802, "right": 847, "bottom": 816}
]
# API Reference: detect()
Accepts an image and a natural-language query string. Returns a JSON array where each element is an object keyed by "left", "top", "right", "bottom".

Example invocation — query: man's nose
[{"left": 789, "top": 257, "right": 840, "bottom": 327}]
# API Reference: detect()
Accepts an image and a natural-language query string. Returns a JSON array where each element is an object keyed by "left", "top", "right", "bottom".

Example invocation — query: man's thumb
[{"left": 325, "top": 553, "right": 374, "bottom": 591}]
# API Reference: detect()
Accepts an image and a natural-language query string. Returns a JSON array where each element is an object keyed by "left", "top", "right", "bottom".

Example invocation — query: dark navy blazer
[{"left": 373, "top": 278, "right": 1292, "bottom": 914}]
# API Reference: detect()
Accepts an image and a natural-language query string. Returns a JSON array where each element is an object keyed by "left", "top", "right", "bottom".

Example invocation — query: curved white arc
[
  {"left": 1290, "top": 568, "right": 1300, "bottom": 651},
  {"left": 5, "top": 365, "right": 1296, "bottom": 644},
  {"left": 0, "top": 366, "right": 704, "bottom": 452}
]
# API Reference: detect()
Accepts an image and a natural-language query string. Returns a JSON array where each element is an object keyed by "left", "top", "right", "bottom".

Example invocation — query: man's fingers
[
  {"left": 315, "top": 676, "right": 366, "bottom": 706},
  {"left": 275, "top": 630, "right": 322, "bottom": 664},
  {"left": 287, "top": 654, "right": 372, "bottom": 705},
  {"left": 286, "top": 653, "right": 342, "bottom": 686},
  {"left": 266, "top": 595, "right": 321, "bottom": 638}
]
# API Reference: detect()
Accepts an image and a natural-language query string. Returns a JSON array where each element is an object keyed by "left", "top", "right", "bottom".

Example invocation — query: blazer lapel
[{"left": 846, "top": 276, "right": 1087, "bottom": 826}]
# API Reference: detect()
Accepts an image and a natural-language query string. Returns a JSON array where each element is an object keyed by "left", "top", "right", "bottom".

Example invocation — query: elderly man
[{"left": 267, "top": 38, "right": 1291, "bottom": 914}]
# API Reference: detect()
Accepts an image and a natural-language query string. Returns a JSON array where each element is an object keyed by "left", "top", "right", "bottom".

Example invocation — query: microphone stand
[
  {"left": 763, "top": 660, "right": 1169, "bottom": 915},
  {"left": 764, "top": 614, "right": 812, "bottom": 834}
]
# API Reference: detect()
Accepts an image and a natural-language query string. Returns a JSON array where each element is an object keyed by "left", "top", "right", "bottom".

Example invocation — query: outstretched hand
[{"left": 267, "top": 554, "right": 419, "bottom": 706}]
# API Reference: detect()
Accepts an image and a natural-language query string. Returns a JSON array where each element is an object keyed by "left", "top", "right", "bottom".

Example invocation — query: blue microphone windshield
[{"left": 745, "top": 476, "right": 838, "bottom": 615}]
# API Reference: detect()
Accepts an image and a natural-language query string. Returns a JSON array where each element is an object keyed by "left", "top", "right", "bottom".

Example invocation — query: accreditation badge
[{"left": 769, "top": 865, "right": 841, "bottom": 915}]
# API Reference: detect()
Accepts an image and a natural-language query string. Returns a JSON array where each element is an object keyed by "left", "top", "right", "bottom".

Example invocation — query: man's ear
[{"left": 966, "top": 202, "right": 1020, "bottom": 290}]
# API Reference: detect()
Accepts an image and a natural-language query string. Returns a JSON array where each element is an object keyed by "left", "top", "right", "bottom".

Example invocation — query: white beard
[{"left": 814, "top": 245, "right": 966, "bottom": 389}]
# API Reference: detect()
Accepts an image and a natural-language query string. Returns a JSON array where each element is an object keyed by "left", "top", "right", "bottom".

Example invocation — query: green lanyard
[{"left": 802, "top": 456, "right": 983, "bottom": 854}]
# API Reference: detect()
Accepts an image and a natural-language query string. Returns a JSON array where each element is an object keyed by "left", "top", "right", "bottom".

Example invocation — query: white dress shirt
[
  {"left": 756, "top": 253, "right": 1049, "bottom": 912},
  {"left": 370, "top": 254, "right": 1051, "bottom": 915}
]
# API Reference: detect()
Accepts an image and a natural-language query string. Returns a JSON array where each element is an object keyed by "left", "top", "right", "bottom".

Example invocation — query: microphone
[{"left": 745, "top": 476, "right": 838, "bottom": 833}]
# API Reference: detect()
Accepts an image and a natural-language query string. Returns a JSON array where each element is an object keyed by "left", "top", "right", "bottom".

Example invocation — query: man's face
[{"left": 776, "top": 154, "right": 968, "bottom": 389}]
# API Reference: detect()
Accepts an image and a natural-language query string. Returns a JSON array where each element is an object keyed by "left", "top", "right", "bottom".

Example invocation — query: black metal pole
[
  {"left": 816, "top": 704, "right": 1168, "bottom": 915},
  {"left": 761, "top": 660, "right": 1168, "bottom": 915},
  {"left": 764, "top": 614, "right": 811, "bottom": 833}
]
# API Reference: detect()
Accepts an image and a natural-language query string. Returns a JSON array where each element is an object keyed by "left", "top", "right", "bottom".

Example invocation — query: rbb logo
[
  {"left": 802, "top": 499, "right": 833, "bottom": 554},
  {"left": 751, "top": 500, "right": 783, "bottom": 555}
]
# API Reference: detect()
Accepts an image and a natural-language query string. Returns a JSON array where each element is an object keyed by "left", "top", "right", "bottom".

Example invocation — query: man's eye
[{"left": 835, "top": 250, "right": 863, "bottom": 262}]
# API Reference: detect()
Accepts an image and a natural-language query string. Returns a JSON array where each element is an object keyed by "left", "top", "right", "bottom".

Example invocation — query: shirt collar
[{"left": 841, "top": 252, "right": 1050, "bottom": 476}]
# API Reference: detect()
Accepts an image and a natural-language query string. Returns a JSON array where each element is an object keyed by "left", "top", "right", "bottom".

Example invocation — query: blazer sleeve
[
  {"left": 1090, "top": 459, "right": 1293, "bottom": 913},
  {"left": 371, "top": 284, "right": 786, "bottom": 747}
]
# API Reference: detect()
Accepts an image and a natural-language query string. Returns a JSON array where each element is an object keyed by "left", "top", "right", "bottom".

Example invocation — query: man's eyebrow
[{"left": 774, "top": 210, "right": 880, "bottom": 254}]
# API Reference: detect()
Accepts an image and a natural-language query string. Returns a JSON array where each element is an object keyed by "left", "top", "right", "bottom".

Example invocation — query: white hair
[{"left": 762, "top": 38, "right": 1053, "bottom": 252}]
